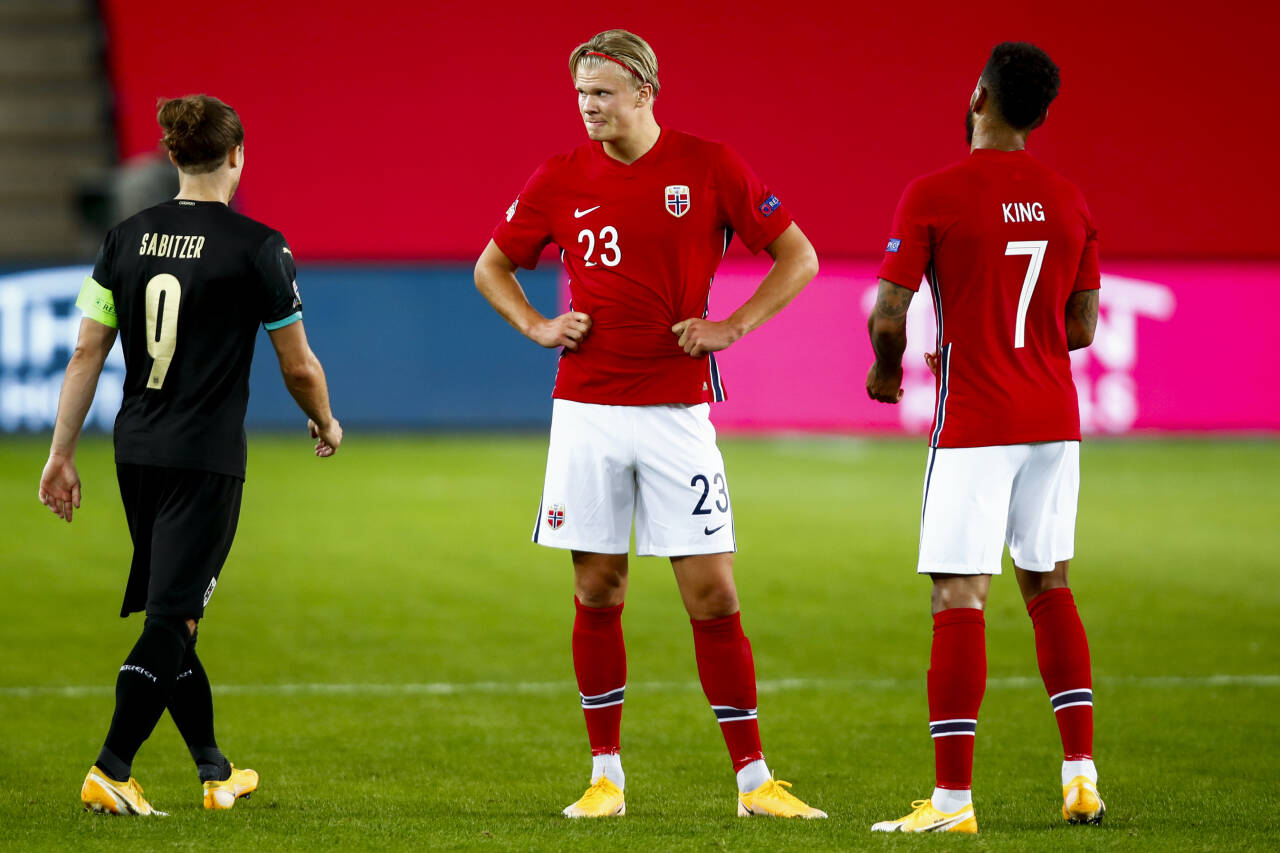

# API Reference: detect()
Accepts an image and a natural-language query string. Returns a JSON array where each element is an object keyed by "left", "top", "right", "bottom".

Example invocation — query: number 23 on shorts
[{"left": 690, "top": 472, "right": 729, "bottom": 515}]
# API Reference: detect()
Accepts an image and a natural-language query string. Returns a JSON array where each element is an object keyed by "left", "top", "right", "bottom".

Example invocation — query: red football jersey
[
  {"left": 879, "top": 149, "right": 1100, "bottom": 448},
  {"left": 493, "top": 128, "right": 792, "bottom": 405}
]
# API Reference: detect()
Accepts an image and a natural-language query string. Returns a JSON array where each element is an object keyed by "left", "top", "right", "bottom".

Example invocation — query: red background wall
[{"left": 102, "top": 1, "right": 1279, "bottom": 260}]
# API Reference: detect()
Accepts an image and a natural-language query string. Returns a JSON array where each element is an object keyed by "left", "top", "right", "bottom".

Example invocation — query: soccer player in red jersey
[
  {"left": 475, "top": 29, "right": 824, "bottom": 819},
  {"left": 864, "top": 43, "right": 1103, "bottom": 833}
]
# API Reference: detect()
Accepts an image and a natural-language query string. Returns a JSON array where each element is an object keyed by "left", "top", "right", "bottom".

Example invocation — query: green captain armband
[{"left": 76, "top": 277, "right": 118, "bottom": 328}]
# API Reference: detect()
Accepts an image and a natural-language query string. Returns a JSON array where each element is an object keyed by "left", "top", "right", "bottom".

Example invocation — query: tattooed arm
[
  {"left": 1065, "top": 289, "right": 1099, "bottom": 351},
  {"left": 865, "top": 278, "right": 915, "bottom": 403}
]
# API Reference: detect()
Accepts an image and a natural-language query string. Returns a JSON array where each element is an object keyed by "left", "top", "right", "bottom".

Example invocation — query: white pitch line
[{"left": 1, "top": 674, "right": 1277, "bottom": 700}]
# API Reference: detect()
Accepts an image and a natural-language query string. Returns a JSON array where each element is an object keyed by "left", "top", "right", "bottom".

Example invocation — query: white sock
[
  {"left": 736, "top": 759, "right": 771, "bottom": 793},
  {"left": 931, "top": 787, "right": 972, "bottom": 813},
  {"left": 591, "top": 753, "right": 624, "bottom": 790},
  {"left": 1062, "top": 758, "right": 1097, "bottom": 787}
]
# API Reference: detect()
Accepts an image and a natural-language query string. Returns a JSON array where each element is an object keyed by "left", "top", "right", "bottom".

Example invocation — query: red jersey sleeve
[
  {"left": 878, "top": 178, "right": 933, "bottom": 292},
  {"left": 492, "top": 160, "right": 556, "bottom": 269},
  {"left": 1073, "top": 201, "right": 1101, "bottom": 292},
  {"left": 715, "top": 144, "right": 792, "bottom": 254}
]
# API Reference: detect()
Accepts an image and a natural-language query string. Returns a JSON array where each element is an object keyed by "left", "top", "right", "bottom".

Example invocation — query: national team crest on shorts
[
  {"left": 665, "top": 185, "right": 690, "bottom": 218},
  {"left": 546, "top": 503, "right": 566, "bottom": 530}
]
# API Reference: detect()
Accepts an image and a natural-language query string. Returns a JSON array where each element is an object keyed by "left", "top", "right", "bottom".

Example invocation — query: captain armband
[{"left": 76, "top": 277, "right": 119, "bottom": 329}]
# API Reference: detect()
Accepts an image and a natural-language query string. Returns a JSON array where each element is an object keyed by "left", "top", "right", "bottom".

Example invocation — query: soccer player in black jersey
[{"left": 38, "top": 94, "right": 342, "bottom": 815}]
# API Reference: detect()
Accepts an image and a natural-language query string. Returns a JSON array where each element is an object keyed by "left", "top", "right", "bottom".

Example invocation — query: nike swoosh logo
[
  {"left": 926, "top": 811, "right": 973, "bottom": 831},
  {"left": 574, "top": 206, "right": 601, "bottom": 218},
  {"left": 704, "top": 524, "right": 726, "bottom": 535}
]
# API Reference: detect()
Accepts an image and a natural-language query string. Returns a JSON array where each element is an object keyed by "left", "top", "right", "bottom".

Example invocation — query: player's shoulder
[
  {"left": 520, "top": 147, "right": 583, "bottom": 190},
  {"left": 218, "top": 205, "right": 286, "bottom": 244},
  {"left": 899, "top": 158, "right": 971, "bottom": 203},
  {"left": 1040, "top": 161, "right": 1090, "bottom": 204},
  {"left": 663, "top": 128, "right": 740, "bottom": 164}
]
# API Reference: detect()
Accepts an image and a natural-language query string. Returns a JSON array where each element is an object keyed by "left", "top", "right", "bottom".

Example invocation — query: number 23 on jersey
[{"left": 578, "top": 226, "right": 620, "bottom": 267}]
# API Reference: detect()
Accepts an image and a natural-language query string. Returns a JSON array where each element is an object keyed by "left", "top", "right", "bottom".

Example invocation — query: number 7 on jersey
[{"left": 1005, "top": 240, "right": 1047, "bottom": 349}]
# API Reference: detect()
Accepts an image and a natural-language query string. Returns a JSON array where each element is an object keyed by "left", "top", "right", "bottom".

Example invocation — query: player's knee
[
  {"left": 575, "top": 571, "right": 626, "bottom": 607},
  {"left": 930, "top": 578, "right": 987, "bottom": 613},
  {"left": 685, "top": 583, "right": 739, "bottom": 619}
]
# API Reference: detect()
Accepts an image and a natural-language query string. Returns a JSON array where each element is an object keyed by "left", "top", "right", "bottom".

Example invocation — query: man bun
[{"left": 156, "top": 94, "right": 244, "bottom": 173}]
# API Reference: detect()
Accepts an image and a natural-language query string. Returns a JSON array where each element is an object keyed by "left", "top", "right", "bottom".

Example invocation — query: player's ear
[
  {"left": 636, "top": 82, "right": 652, "bottom": 108},
  {"left": 971, "top": 85, "right": 988, "bottom": 114}
]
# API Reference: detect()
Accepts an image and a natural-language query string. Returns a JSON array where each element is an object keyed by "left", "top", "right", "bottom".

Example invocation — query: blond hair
[{"left": 568, "top": 29, "right": 660, "bottom": 95}]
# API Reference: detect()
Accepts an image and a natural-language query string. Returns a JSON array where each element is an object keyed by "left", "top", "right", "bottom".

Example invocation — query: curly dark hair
[{"left": 981, "top": 42, "right": 1060, "bottom": 130}]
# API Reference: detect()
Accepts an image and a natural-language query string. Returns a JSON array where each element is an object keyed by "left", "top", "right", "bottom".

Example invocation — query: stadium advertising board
[
  {"left": 2, "top": 262, "right": 1274, "bottom": 434},
  {"left": 709, "top": 260, "right": 1280, "bottom": 433},
  {"left": 0, "top": 267, "right": 123, "bottom": 433}
]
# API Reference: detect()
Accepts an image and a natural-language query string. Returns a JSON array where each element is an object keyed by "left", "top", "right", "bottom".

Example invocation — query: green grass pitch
[{"left": 1, "top": 434, "right": 1277, "bottom": 850}]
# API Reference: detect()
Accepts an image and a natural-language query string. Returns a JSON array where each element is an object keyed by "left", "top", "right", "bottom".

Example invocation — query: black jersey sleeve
[
  {"left": 90, "top": 228, "right": 119, "bottom": 291},
  {"left": 254, "top": 231, "right": 303, "bottom": 329}
]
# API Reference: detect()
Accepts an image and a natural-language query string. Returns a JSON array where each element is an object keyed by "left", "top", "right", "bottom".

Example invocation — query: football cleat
[
  {"left": 203, "top": 763, "right": 259, "bottom": 810},
  {"left": 737, "top": 777, "right": 827, "bottom": 818},
  {"left": 1062, "top": 775, "right": 1106, "bottom": 824},
  {"left": 871, "top": 799, "right": 977, "bottom": 833},
  {"left": 562, "top": 776, "right": 625, "bottom": 818},
  {"left": 81, "top": 766, "right": 167, "bottom": 816}
]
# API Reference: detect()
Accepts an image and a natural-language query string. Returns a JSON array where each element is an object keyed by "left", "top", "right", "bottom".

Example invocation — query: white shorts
[
  {"left": 532, "top": 399, "right": 736, "bottom": 557},
  {"left": 918, "top": 441, "right": 1079, "bottom": 575}
]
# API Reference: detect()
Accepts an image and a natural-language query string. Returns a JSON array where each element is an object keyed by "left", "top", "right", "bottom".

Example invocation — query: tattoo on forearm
[
  {"left": 1068, "top": 289, "right": 1098, "bottom": 329},
  {"left": 874, "top": 281, "right": 913, "bottom": 320}
]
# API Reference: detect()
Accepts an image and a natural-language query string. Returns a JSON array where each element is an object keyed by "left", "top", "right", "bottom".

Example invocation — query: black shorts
[{"left": 116, "top": 463, "right": 244, "bottom": 619}]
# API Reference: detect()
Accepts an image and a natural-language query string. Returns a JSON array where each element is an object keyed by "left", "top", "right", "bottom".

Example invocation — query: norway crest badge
[
  {"left": 546, "top": 503, "right": 566, "bottom": 530},
  {"left": 664, "top": 185, "right": 690, "bottom": 218}
]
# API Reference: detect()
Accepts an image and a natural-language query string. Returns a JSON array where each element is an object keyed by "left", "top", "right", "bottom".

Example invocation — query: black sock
[
  {"left": 167, "top": 640, "right": 230, "bottom": 782},
  {"left": 96, "top": 617, "right": 189, "bottom": 779},
  {"left": 94, "top": 747, "right": 130, "bottom": 784}
]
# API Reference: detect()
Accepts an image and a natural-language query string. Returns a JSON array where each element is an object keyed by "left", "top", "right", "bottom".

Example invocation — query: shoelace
[
  {"left": 579, "top": 778, "right": 618, "bottom": 806},
  {"left": 758, "top": 779, "right": 806, "bottom": 806}
]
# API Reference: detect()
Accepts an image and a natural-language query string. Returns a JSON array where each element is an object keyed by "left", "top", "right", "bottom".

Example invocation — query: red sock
[
  {"left": 928, "top": 608, "right": 986, "bottom": 790},
  {"left": 691, "top": 612, "right": 763, "bottom": 772},
  {"left": 572, "top": 597, "right": 625, "bottom": 756},
  {"left": 1028, "top": 588, "right": 1094, "bottom": 761}
]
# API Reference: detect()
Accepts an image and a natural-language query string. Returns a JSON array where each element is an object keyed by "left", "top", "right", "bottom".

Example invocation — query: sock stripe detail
[
  {"left": 711, "top": 704, "right": 757, "bottom": 723},
  {"left": 580, "top": 687, "right": 625, "bottom": 708},
  {"left": 1050, "top": 688, "right": 1093, "bottom": 710},
  {"left": 929, "top": 719, "right": 977, "bottom": 738}
]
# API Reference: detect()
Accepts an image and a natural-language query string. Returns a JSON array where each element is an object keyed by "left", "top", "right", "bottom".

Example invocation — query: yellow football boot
[
  {"left": 562, "top": 776, "right": 625, "bottom": 818},
  {"left": 1062, "top": 775, "right": 1106, "bottom": 824},
  {"left": 81, "top": 766, "right": 167, "bottom": 816},
  {"left": 202, "top": 763, "right": 259, "bottom": 810},
  {"left": 871, "top": 799, "right": 977, "bottom": 833},
  {"left": 737, "top": 777, "right": 827, "bottom": 818}
]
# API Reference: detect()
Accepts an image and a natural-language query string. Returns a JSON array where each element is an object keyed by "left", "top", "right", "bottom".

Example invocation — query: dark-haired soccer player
[
  {"left": 865, "top": 43, "right": 1103, "bottom": 833},
  {"left": 476, "top": 29, "right": 824, "bottom": 819},
  {"left": 39, "top": 94, "right": 341, "bottom": 815}
]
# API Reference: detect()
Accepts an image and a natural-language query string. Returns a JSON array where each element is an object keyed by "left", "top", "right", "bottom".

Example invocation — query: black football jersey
[{"left": 87, "top": 199, "right": 302, "bottom": 479}]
